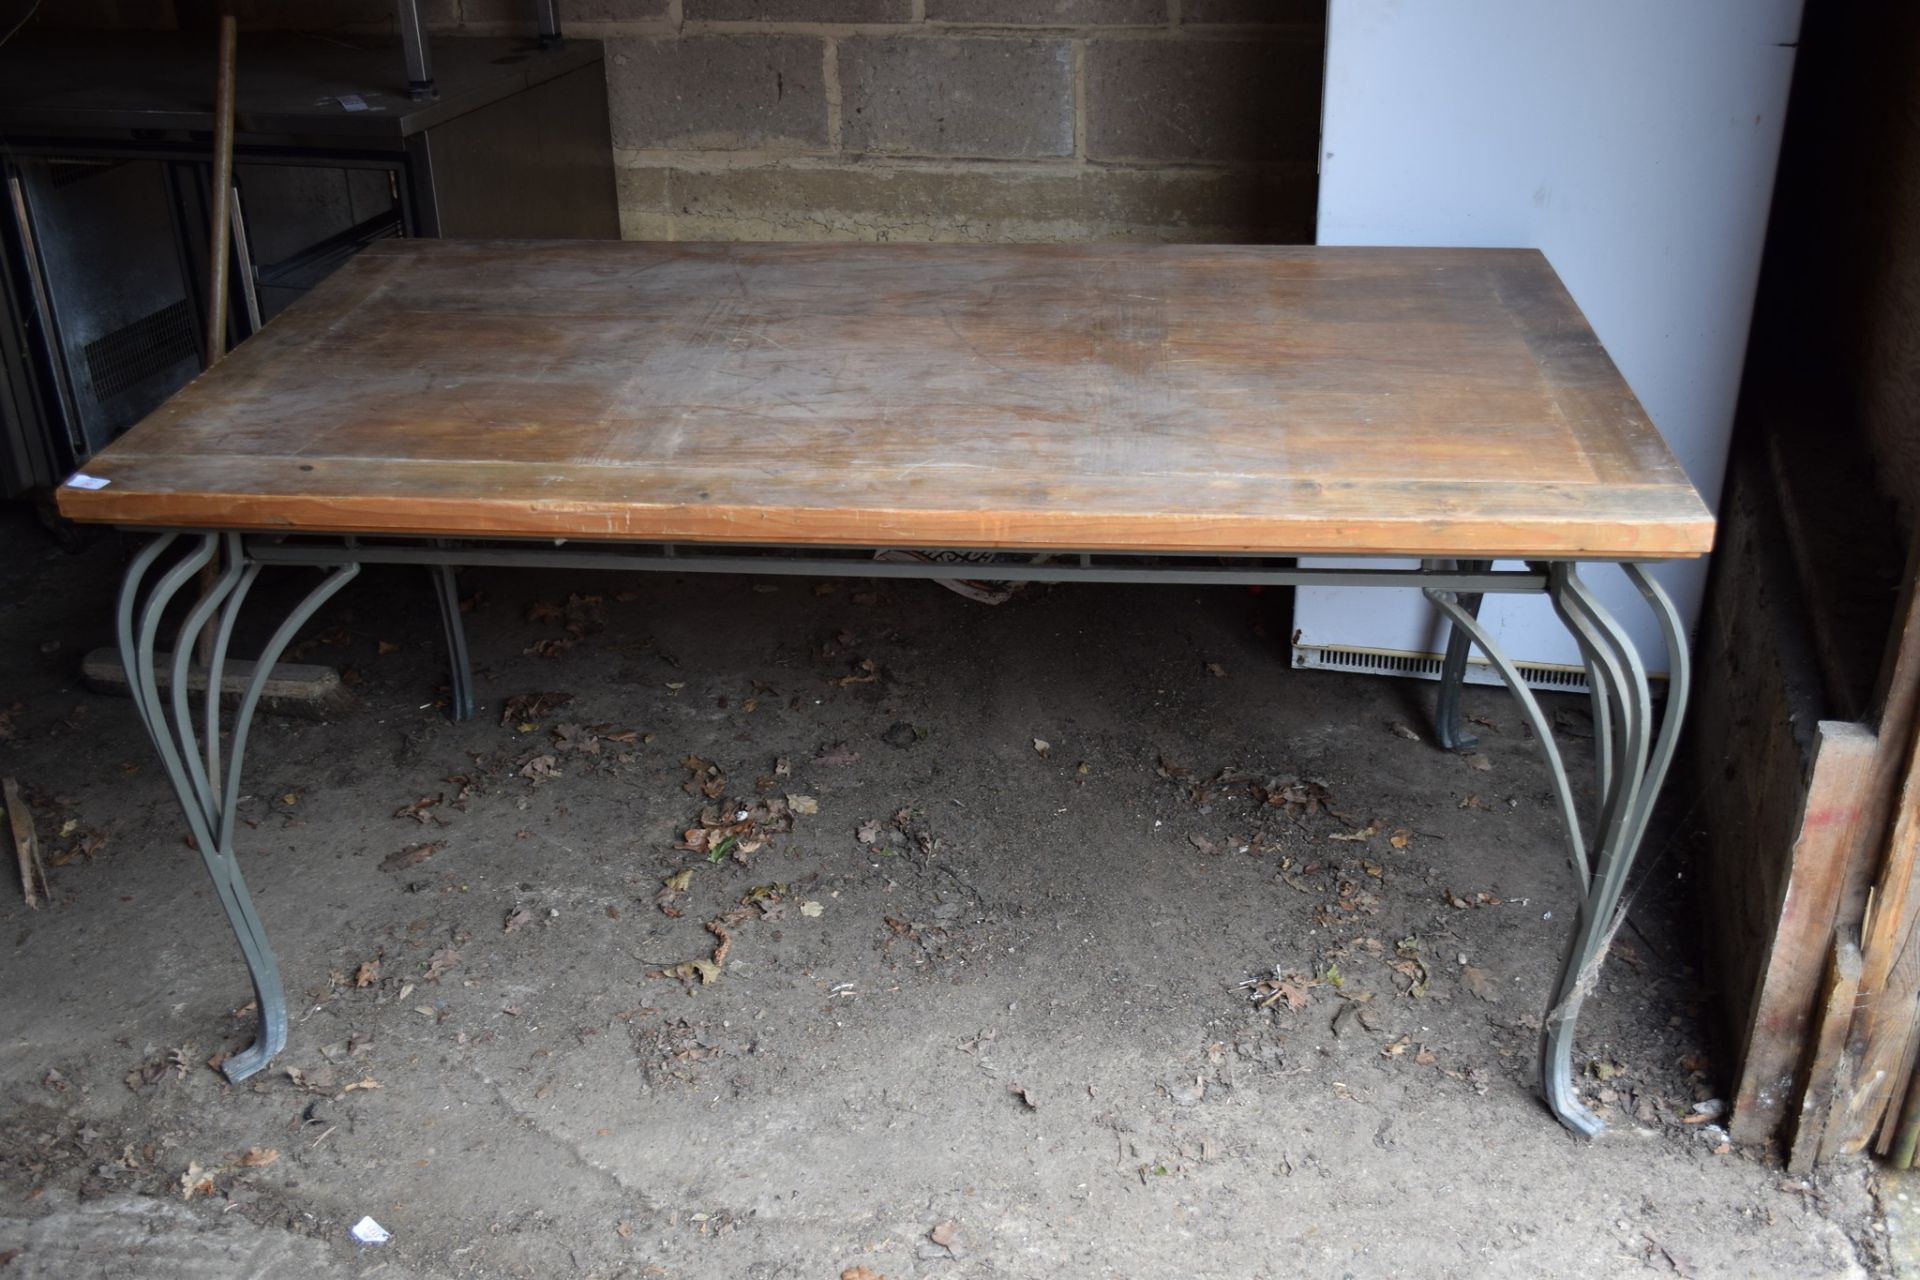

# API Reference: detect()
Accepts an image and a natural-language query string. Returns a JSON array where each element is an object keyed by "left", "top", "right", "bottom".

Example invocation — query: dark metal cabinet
[{"left": 0, "top": 32, "right": 619, "bottom": 496}]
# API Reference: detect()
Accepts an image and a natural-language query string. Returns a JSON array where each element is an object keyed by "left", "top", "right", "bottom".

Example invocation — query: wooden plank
[
  {"left": 1831, "top": 706, "right": 1920, "bottom": 1155},
  {"left": 78, "top": 648, "right": 357, "bottom": 723},
  {"left": 1807, "top": 538, "right": 1920, "bottom": 1154},
  {"left": 1694, "top": 442, "right": 1830, "bottom": 1135},
  {"left": 52, "top": 241, "right": 1713, "bottom": 559},
  {"left": 1729, "top": 720, "right": 1878, "bottom": 1145},
  {"left": 2, "top": 776, "right": 45, "bottom": 909},
  {"left": 1789, "top": 927, "right": 1864, "bottom": 1173}
]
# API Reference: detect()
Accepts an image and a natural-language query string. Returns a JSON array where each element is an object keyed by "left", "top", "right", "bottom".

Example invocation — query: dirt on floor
[{"left": 0, "top": 512, "right": 1892, "bottom": 1279}]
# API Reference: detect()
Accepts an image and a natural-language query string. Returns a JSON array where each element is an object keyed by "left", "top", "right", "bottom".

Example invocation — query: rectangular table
[{"left": 57, "top": 239, "right": 1712, "bottom": 1137}]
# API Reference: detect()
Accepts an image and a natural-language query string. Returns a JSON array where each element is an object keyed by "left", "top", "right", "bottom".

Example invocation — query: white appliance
[{"left": 1293, "top": 0, "right": 1802, "bottom": 687}]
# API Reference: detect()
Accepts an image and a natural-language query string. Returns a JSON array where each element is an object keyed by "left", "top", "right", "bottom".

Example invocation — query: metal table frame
[{"left": 114, "top": 529, "right": 1687, "bottom": 1139}]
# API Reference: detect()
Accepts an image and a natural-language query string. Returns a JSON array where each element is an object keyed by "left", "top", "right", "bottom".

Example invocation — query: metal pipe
[
  {"left": 194, "top": 16, "right": 240, "bottom": 669},
  {"left": 204, "top": 14, "right": 238, "bottom": 366},
  {"left": 398, "top": 0, "right": 437, "bottom": 101},
  {"left": 534, "top": 0, "right": 562, "bottom": 48},
  {"left": 238, "top": 539, "right": 1554, "bottom": 593}
]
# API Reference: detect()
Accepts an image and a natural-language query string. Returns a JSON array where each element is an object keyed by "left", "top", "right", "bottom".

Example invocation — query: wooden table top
[{"left": 57, "top": 240, "right": 1713, "bottom": 559}]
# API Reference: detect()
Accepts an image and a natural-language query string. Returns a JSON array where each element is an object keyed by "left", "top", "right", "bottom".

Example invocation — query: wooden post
[
  {"left": 1730, "top": 721, "right": 1877, "bottom": 1145},
  {"left": 1799, "top": 538, "right": 1920, "bottom": 1157},
  {"left": 1828, "top": 710, "right": 1920, "bottom": 1155},
  {"left": 1789, "top": 928, "right": 1864, "bottom": 1172}
]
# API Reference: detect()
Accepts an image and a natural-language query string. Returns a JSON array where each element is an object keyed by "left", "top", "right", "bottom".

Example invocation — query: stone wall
[{"left": 53, "top": 0, "right": 1325, "bottom": 243}]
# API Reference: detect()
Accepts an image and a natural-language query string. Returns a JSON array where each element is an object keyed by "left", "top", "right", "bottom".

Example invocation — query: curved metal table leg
[
  {"left": 1423, "top": 585, "right": 1590, "bottom": 892},
  {"left": 1432, "top": 559, "right": 1491, "bottom": 750},
  {"left": 1434, "top": 561, "right": 1688, "bottom": 1137},
  {"left": 1532, "top": 562, "right": 1688, "bottom": 1137},
  {"left": 118, "top": 531, "right": 361, "bottom": 1081},
  {"left": 430, "top": 559, "right": 476, "bottom": 723}
]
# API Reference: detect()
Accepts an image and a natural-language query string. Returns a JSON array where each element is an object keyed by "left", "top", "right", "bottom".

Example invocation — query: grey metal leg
[
  {"left": 1422, "top": 585, "right": 1590, "bottom": 891},
  {"left": 117, "top": 531, "right": 361, "bottom": 1081},
  {"left": 1431, "top": 562, "right": 1688, "bottom": 1137},
  {"left": 1433, "top": 558, "right": 1491, "bottom": 749},
  {"left": 1534, "top": 562, "right": 1688, "bottom": 1137},
  {"left": 430, "top": 562, "right": 476, "bottom": 723}
]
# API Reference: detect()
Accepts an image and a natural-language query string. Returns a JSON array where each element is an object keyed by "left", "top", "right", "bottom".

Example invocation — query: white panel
[{"left": 1300, "top": 0, "right": 1801, "bottom": 676}]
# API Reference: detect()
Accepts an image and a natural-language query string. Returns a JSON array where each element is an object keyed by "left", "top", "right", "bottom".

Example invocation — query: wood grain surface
[{"left": 56, "top": 240, "right": 1713, "bottom": 558}]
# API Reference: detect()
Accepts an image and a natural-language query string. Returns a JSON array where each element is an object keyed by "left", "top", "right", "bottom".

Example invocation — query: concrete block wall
[
  {"left": 590, "top": 0, "right": 1324, "bottom": 242},
  {"left": 45, "top": 0, "right": 1325, "bottom": 243}
]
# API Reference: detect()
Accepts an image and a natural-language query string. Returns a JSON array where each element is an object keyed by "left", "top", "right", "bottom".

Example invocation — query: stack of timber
[
  {"left": 1711, "top": 425, "right": 1920, "bottom": 1168},
  {"left": 1706, "top": 0, "right": 1920, "bottom": 1166}
]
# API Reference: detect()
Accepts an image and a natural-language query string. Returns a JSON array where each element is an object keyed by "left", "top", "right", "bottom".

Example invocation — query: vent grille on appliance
[
  {"left": 84, "top": 299, "right": 196, "bottom": 402},
  {"left": 1293, "top": 643, "right": 1596, "bottom": 694}
]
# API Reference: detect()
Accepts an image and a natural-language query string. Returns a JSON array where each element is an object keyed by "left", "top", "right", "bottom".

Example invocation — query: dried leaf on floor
[
  {"left": 237, "top": 1147, "right": 279, "bottom": 1168},
  {"left": 503, "top": 904, "right": 535, "bottom": 933},
  {"left": 1032, "top": 737, "right": 1051, "bottom": 757},
  {"left": 178, "top": 1161, "right": 213, "bottom": 1201},
  {"left": 651, "top": 919, "right": 733, "bottom": 987},
  {"left": 856, "top": 819, "right": 883, "bottom": 845},
  {"left": 1204, "top": 662, "right": 1227, "bottom": 677},
  {"left": 500, "top": 691, "right": 573, "bottom": 728},
  {"left": 380, "top": 841, "right": 445, "bottom": 872},
  {"left": 1461, "top": 965, "right": 1499, "bottom": 1002},
  {"left": 551, "top": 723, "right": 602, "bottom": 756},
  {"left": 786, "top": 794, "right": 819, "bottom": 816},
  {"left": 837, "top": 659, "right": 878, "bottom": 687},
  {"left": 800, "top": 900, "right": 824, "bottom": 918},
  {"left": 424, "top": 948, "right": 460, "bottom": 982},
  {"left": 1389, "top": 956, "right": 1430, "bottom": 998},
  {"left": 1461, "top": 752, "right": 1493, "bottom": 771},
  {"left": 842, "top": 1268, "right": 886, "bottom": 1280},
  {"left": 1253, "top": 779, "right": 1338, "bottom": 820},
  {"left": 1250, "top": 973, "right": 1315, "bottom": 1012},
  {"left": 352, "top": 959, "right": 380, "bottom": 988},
  {"left": 814, "top": 742, "right": 861, "bottom": 767},
  {"left": 681, "top": 755, "right": 727, "bottom": 800},
  {"left": 1008, "top": 1083, "right": 1040, "bottom": 1109},
  {"left": 1390, "top": 722, "right": 1421, "bottom": 742}
]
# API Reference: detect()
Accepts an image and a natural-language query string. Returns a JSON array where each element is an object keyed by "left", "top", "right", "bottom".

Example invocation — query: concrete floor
[{"left": 0, "top": 512, "right": 1892, "bottom": 1279}]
